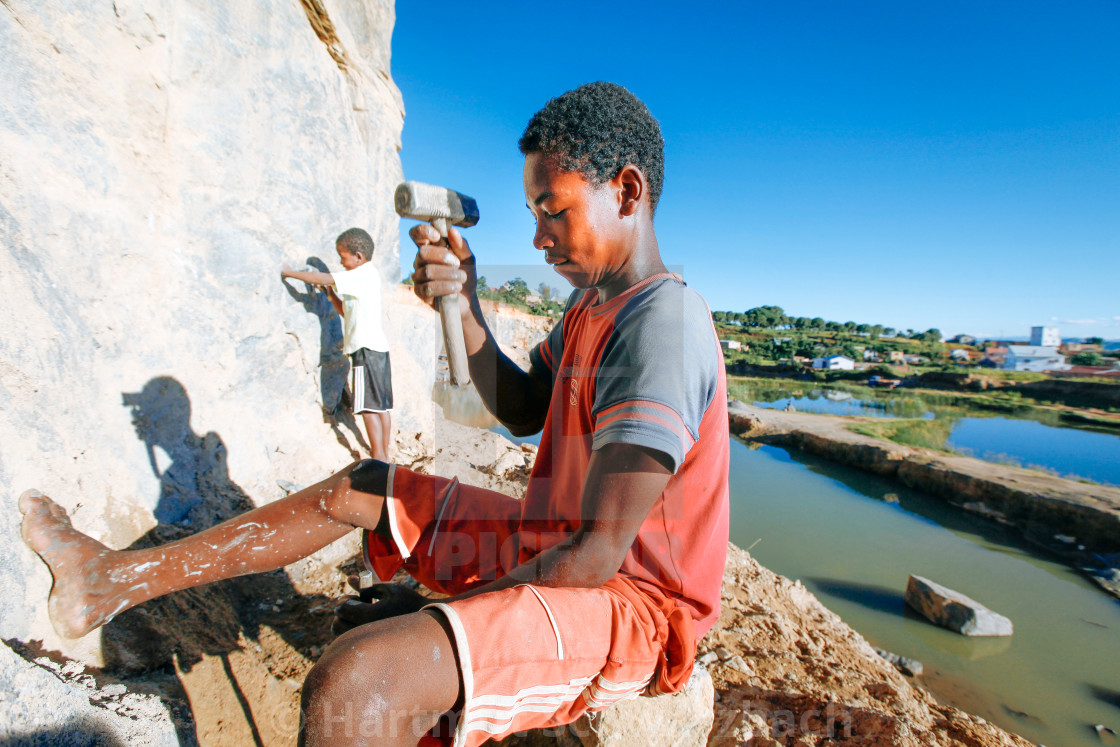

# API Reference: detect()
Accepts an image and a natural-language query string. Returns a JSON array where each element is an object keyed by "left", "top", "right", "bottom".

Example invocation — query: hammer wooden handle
[{"left": 430, "top": 217, "right": 471, "bottom": 387}]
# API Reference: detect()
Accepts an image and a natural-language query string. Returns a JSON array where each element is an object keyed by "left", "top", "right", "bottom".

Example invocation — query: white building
[
  {"left": 1004, "top": 345, "right": 1068, "bottom": 372},
  {"left": 812, "top": 355, "right": 855, "bottom": 370},
  {"left": 720, "top": 339, "right": 742, "bottom": 351},
  {"left": 1030, "top": 326, "right": 1061, "bottom": 347}
]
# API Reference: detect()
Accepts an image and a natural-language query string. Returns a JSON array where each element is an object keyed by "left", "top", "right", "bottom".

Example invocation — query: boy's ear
[{"left": 615, "top": 164, "right": 645, "bottom": 217}]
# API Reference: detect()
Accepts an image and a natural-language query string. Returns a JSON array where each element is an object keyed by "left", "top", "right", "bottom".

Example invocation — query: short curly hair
[
  {"left": 519, "top": 82, "right": 665, "bottom": 211},
  {"left": 336, "top": 227, "right": 375, "bottom": 259}
]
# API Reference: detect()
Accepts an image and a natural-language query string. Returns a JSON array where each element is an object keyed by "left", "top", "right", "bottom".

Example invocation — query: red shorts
[{"left": 362, "top": 465, "right": 697, "bottom": 747}]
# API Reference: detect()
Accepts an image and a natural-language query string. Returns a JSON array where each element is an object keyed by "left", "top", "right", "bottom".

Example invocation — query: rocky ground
[
  {"left": 5, "top": 411, "right": 1038, "bottom": 745},
  {"left": 698, "top": 546, "right": 1032, "bottom": 746}
]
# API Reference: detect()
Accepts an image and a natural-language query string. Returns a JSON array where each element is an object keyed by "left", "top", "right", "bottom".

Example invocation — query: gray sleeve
[{"left": 591, "top": 284, "right": 720, "bottom": 472}]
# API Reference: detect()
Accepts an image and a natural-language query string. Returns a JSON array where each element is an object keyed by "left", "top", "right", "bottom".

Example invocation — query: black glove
[{"left": 331, "top": 575, "right": 429, "bottom": 636}]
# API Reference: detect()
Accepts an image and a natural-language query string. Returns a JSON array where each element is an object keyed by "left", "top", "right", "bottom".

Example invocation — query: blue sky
[{"left": 391, "top": 1, "right": 1119, "bottom": 340}]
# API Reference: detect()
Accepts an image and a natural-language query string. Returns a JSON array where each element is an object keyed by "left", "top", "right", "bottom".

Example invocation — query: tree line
[{"left": 713, "top": 305, "right": 942, "bottom": 343}]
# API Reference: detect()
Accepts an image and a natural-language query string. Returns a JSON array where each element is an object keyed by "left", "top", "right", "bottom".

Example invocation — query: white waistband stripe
[
  {"left": 520, "top": 584, "right": 565, "bottom": 660},
  {"left": 383, "top": 464, "right": 410, "bottom": 560}
]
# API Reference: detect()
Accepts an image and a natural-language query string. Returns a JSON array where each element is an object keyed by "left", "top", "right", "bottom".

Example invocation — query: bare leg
[
  {"left": 361, "top": 412, "right": 388, "bottom": 461},
  {"left": 19, "top": 460, "right": 390, "bottom": 639},
  {"left": 379, "top": 412, "right": 392, "bottom": 458},
  {"left": 300, "top": 610, "right": 461, "bottom": 747}
]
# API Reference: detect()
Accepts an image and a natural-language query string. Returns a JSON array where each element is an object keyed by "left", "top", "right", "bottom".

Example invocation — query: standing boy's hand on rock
[{"left": 410, "top": 224, "right": 475, "bottom": 311}]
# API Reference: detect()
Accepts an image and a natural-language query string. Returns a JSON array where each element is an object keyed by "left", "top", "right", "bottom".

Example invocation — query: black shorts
[{"left": 349, "top": 348, "right": 393, "bottom": 413}]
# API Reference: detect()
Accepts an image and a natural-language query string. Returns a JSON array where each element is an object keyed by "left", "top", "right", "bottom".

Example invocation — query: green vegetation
[
  {"left": 1071, "top": 352, "right": 1106, "bottom": 366},
  {"left": 714, "top": 304, "right": 949, "bottom": 371},
  {"left": 714, "top": 304, "right": 1120, "bottom": 386},
  {"left": 476, "top": 276, "right": 565, "bottom": 316},
  {"left": 848, "top": 418, "right": 957, "bottom": 451}
]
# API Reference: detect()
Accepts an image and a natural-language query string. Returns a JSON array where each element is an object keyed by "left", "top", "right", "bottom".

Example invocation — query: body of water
[
  {"left": 729, "top": 440, "right": 1120, "bottom": 747},
  {"left": 948, "top": 416, "right": 1120, "bottom": 486},
  {"left": 732, "top": 378, "right": 1120, "bottom": 487}
]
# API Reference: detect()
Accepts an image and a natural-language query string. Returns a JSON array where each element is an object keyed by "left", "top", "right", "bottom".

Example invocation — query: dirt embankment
[
  {"left": 701, "top": 545, "right": 1032, "bottom": 746},
  {"left": 729, "top": 402, "right": 1120, "bottom": 598}
]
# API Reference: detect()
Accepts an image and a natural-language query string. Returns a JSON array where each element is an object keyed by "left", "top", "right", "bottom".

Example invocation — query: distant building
[
  {"left": 888, "top": 350, "right": 907, "bottom": 364},
  {"left": 949, "top": 334, "right": 977, "bottom": 345},
  {"left": 812, "top": 355, "right": 855, "bottom": 370},
  {"left": 863, "top": 349, "right": 880, "bottom": 362},
  {"left": 1004, "top": 345, "right": 1068, "bottom": 372},
  {"left": 1061, "top": 341, "right": 1102, "bottom": 353},
  {"left": 525, "top": 292, "right": 542, "bottom": 305},
  {"left": 950, "top": 348, "right": 970, "bottom": 361},
  {"left": 720, "top": 339, "right": 742, "bottom": 351},
  {"left": 1030, "top": 326, "right": 1061, "bottom": 347},
  {"left": 980, "top": 346, "right": 1009, "bottom": 368}
]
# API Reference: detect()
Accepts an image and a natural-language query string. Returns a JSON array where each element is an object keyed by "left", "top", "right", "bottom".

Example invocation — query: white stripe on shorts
[{"left": 352, "top": 365, "right": 366, "bottom": 412}]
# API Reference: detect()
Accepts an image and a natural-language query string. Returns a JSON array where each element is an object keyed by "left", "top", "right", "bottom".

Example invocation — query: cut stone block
[
  {"left": 905, "top": 575, "right": 1013, "bottom": 636},
  {"left": 576, "top": 664, "right": 715, "bottom": 746}
]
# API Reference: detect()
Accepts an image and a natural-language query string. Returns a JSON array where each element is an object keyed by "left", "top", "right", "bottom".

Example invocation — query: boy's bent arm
[
  {"left": 333, "top": 442, "right": 669, "bottom": 632},
  {"left": 411, "top": 225, "right": 551, "bottom": 433},
  {"left": 492, "top": 441, "right": 671, "bottom": 588},
  {"left": 281, "top": 266, "right": 336, "bottom": 287},
  {"left": 462, "top": 300, "right": 552, "bottom": 435}
]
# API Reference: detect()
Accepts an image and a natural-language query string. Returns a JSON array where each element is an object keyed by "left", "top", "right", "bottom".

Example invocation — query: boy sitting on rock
[
  {"left": 21, "top": 81, "right": 730, "bottom": 747},
  {"left": 282, "top": 227, "right": 394, "bottom": 460}
]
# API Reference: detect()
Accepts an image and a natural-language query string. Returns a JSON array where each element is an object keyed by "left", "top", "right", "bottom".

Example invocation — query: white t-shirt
[{"left": 331, "top": 261, "right": 390, "bottom": 354}]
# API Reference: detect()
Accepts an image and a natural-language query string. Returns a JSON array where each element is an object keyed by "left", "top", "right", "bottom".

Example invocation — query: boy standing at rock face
[
  {"left": 282, "top": 227, "right": 394, "bottom": 460},
  {"left": 21, "top": 82, "right": 729, "bottom": 746}
]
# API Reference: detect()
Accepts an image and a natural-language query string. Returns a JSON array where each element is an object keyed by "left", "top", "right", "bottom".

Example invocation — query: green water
[{"left": 730, "top": 440, "right": 1120, "bottom": 746}]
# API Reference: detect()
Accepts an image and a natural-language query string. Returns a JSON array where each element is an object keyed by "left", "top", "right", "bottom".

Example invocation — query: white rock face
[
  {"left": 905, "top": 575, "right": 1013, "bottom": 637},
  {"left": 0, "top": 0, "right": 447, "bottom": 662},
  {"left": 0, "top": 640, "right": 183, "bottom": 745}
]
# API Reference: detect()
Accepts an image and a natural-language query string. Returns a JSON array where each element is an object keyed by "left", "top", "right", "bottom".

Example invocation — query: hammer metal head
[{"left": 394, "top": 181, "right": 480, "bottom": 228}]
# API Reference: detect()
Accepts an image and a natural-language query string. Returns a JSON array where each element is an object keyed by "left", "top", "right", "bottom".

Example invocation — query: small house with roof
[
  {"left": 1004, "top": 345, "right": 1068, "bottom": 372},
  {"left": 812, "top": 355, "right": 855, "bottom": 370}
]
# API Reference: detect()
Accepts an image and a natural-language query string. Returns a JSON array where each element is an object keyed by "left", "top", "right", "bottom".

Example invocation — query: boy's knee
[
  {"left": 320, "top": 459, "right": 389, "bottom": 524},
  {"left": 304, "top": 628, "right": 392, "bottom": 705},
  {"left": 349, "top": 458, "right": 390, "bottom": 494},
  {"left": 301, "top": 649, "right": 389, "bottom": 743}
]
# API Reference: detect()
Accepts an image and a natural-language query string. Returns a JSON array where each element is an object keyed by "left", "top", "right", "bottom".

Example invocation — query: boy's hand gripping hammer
[{"left": 395, "top": 180, "right": 479, "bottom": 386}]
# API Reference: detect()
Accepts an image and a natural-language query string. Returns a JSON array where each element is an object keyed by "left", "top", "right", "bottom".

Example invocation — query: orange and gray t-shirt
[{"left": 525, "top": 273, "right": 730, "bottom": 637}]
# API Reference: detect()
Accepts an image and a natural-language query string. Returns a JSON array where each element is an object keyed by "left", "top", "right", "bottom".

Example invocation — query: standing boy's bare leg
[
  {"left": 19, "top": 460, "right": 390, "bottom": 639},
  {"left": 361, "top": 411, "right": 388, "bottom": 461},
  {"left": 379, "top": 411, "right": 392, "bottom": 458}
]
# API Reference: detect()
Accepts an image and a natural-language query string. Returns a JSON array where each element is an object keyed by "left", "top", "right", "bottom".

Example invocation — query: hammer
[{"left": 395, "top": 180, "right": 479, "bottom": 387}]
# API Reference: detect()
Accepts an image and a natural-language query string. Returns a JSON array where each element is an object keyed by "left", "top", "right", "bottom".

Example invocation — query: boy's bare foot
[{"left": 19, "top": 490, "right": 133, "bottom": 639}]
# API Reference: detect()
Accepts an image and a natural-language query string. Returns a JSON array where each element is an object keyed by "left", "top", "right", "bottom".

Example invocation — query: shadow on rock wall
[
  {"left": 0, "top": 722, "right": 124, "bottom": 747},
  {"left": 101, "top": 376, "right": 337, "bottom": 745},
  {"left": 282, "top": 257, "right": 366, "bottom": 460}
]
